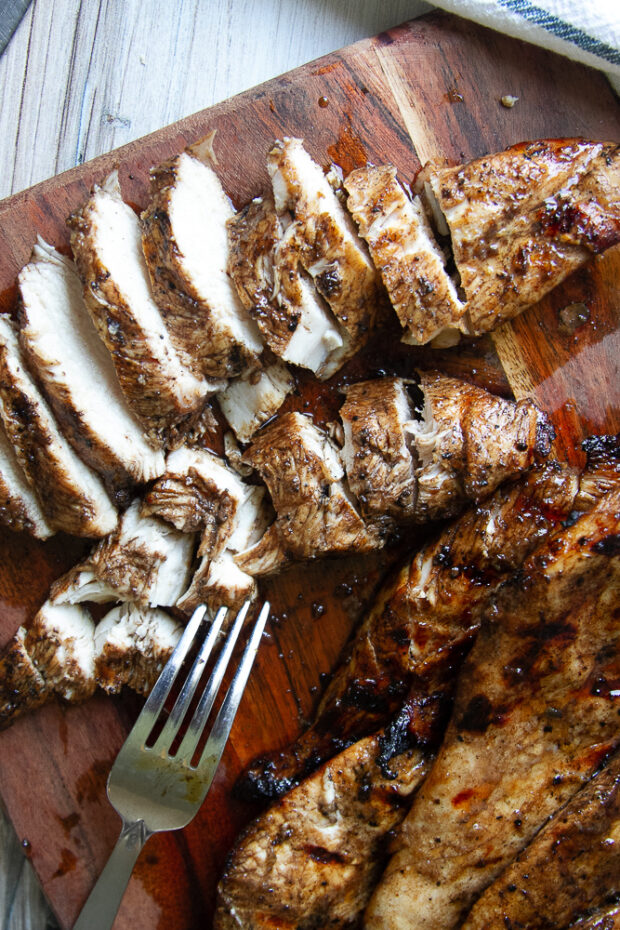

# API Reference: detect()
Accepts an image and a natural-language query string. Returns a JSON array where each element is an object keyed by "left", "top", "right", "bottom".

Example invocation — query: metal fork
[{"left": 73, "top": 599, "right": 270, "bottom": 930}]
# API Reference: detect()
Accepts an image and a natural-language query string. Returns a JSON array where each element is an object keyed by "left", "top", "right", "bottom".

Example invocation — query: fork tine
[
  {"left": 175, "top": 598, "right": 255, "bottom": 764},
  {"left": 195, "top": 601, "right": 270, "bottom": 777},
  {"left": 126, "top": 604, "right": 207, "bottom": 747},
  {"left": 151, "top": 606, "right": 228, "bottom": 755}
]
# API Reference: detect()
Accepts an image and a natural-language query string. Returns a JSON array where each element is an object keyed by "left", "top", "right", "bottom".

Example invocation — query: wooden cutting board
[{"left": 0, "top": 12, "right": 618, "bottom": 929}]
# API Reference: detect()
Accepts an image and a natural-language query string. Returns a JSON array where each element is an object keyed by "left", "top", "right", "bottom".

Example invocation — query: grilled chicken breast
[
  {"left": 217, "top": 359, "right": 294, "bottom": 443},
  {"left": 267, "top": 138, "right": 381, "bottom": 351},
  {"left": 0, "top": 316, "right": 117, "bottom": 537},
  {"left": 418, "top": 140, "right": 620, "bottom": 335},
  {"left": 227, "top": 196, "right": 349, "bottom": 378},
  {"left": 366, "top": 488, "right": 620, "bottom": 930},
  {"left": 142, "top": 140, "right": 263, "bottom": 379},
  {"left": 235, "top": 411, "right": 383, "bottom": 576},
  {"left": 69, "top": 171, "right": 210, "bottom": 441},
  {"left": 345, "top": 165, "right": 465, "bottom": 345},
  {"left": 94, "top": 604, "right": 182, "bottom": 695},
  {"left": 0, "top": 420, "right": 53, "bottom": 539},
  {"left": 238, "top": 460, "right": 580, "bottom": 800},
  {"left": 18, "top": 239, "right": 165, "bottom": 496},
  {"left": 216, "top": 735, "right": 431, "bottom": 930},
  {"left": 51, "top": 499, "right": 195, "bottom": 608},
  {"left": 462, "top": 749, "right": 620, "bottom": 930},
  {"left": 340, "top": 377, "right": 419, "bottom": 523},
  {"left": 411, "top": 369, "right": 554, "bottom": 521}
]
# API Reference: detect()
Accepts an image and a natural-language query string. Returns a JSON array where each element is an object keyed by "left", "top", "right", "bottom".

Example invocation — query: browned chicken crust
[
  {"left": 462, "top": 750, "right": 620, "bottom": 930},
  {"left": 366, "top": 487, "right": 620, "bottom": 930},
  {"left": 0, "top": 629, "right": 48, "bottom": 730},
  {"left": 238, "top": 460, "right": 580, "bottom": 801},
  {"left": 419, "top": 139, "right": 620, "bottom": 335}
]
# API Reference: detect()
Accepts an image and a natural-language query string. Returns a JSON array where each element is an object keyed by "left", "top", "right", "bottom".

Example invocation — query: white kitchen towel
[{"left": 430, "top": 0, "right": 620, "bottom": 92}]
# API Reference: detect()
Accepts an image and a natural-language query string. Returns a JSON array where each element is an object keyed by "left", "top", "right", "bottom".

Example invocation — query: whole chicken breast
[
  {"left": 0, "top": 420, "right": 53, "bottom": 539},
  {"left": 0, "top": 315, "right": 117, "bottom": 538},
  {"left": 418, "top": 139, "right": 620, "bottom": 335},
  {"left": 142, "top": 140, "right": 263, "bottom": 379},
  {"left": 462, "top": 749, "right": 620, "bottom": 930},
  {"left": 18, "top": 239, "right": 165, "bottom": 496},
  {"left": 69, "top": 171, "right": 211, "bottom": 441},
  {"left": 267, "top": 138, "right": 382, "bottom": 352},
  {"left": 216, "top": 734, "right": 431, "bottom": 930},
  {"left": 227, "top": 196, "right": 349, "bottom": 378},
  {"left": 366, "top": 487, "right": 620, "bottom": 930},
  {"left": 345, "top": 165, "right": 465, "bottom": 345}
]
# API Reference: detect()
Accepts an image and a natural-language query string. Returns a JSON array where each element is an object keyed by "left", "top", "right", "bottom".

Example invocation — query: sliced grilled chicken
[
  {"left": 410, "top": 369, "right": 554, "bottom": 521},
  {"left": 0, "top": 420, "right": 53, "bottom": 539},
  {"left": 141, "top": 140, "right": 262, "bottom": 379},
  {"left": 235, "top": 411, "right": 383, "bottom": 576},
  {"left": 366, "top": 488, "right": 620, "bottom": 930},
  {"left": 94, "top": 603, "right": 182, "bottom": 695},
  {"left": 0, "top": 316, "right": 117, "bottom": 537},
  {"left": 227, "top": 195, "right": 350, "bottom": 378},
  {"left": 69, "top": 171, "right": 210, "bottom": 441},
  {"left": 217, "top": 359, "right": 294, "bottom": 443},
  {"left": 24, "top": 602, "right": 96, "bottom": 702},
  {"left": 17, "top": 239, "right": 165, "bottom": 495},
  {"left": 267, "top": 138, "right": 381, "bottom": 351},
  {"left": 51, "top": 499, "right": 195, "bottom": 608},
  {"left": 340, "top": 377, "right": 419, "bottom": 522},
  {"left": 238, "top": 460, "right": 580, "bottom": 800},
  {"left": 216, "top": 735, "right": 431, "bottom": 930},
  {"left": 417, "top": 140, "right": 620, "bottom": 335},
  {"left": 0, "top": 627, "right": 48, "bottom": 730},
  {"left": 462, "top": 749, "right": 620, "bottom": 930},
  {"left": 345, "top": 165, "right": 465, "bottom": 345}
]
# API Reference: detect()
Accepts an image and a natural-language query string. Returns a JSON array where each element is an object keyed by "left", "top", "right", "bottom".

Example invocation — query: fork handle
[{"left": 73, "top": 819, "right": 152, "bottom": 930}]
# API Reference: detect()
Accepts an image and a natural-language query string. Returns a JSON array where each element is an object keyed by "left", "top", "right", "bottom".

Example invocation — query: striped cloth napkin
[{"left": 431, "top": 0, "right": 620, "bottom": 91}]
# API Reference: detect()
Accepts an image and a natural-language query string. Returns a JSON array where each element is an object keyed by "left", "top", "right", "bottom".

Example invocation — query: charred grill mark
[
  {"left": 303, "top": 844, "right": 347, "bottom": 865},
  {"left": 458, "top": 694, "right": 508, "bottom": 732},
  {"left": 593, "top": 534, "right": 620, "bottom": 556}
]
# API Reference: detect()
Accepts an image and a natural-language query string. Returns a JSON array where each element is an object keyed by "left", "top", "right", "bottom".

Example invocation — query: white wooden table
[{"left": 0, "top": 0, "right": 430, "bottom": 926}]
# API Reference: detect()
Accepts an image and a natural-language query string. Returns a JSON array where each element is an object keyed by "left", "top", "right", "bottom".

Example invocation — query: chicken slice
[
  {"left": 340, "top": 377, "right": 418, "bottom": 521},
  {"left": 345, "top": 165, "right": 465, "bottom": 344},
  {"left": 0, "top": 316, "right": 117, "bottom": 537},
  {"left": 0, "top": 627, "right": 48, "bottom": 730},
  {"left": 24, "top": 602, "right": 96, "bottom": 702},
  {"left": 69, "top": 171, "right": 211, "bottom": 441},
  {"left": 418, "top": 139, "right": 620, "bottom": 334},
  {"left": 462, "top": 749, "right": 620, "bottom": 930},
  {"left": 0, "top": 420, "right": 53, "bottom": 539},
  {"left": 94, "top": 603, "right": 182, "bottom": 695},
  {"left": 141, "top": 141, "right": 262, "bottom": 379},
  {"left": 366, "top": 488, "right": 620, "bottom": 930},
  {"left": 227, "top": 196, "right": 350, "bottom": 378},
  {"left": 238, "top": 460, "right": 579, "bottom": 800},
  {"left": 267, "top": 138, "right": 381, "bottom": 351},
  {"left": 51, "top": 499, "right": 195, "bottom": 608},
  {"left": 217, "top": 359, "right": 294, "bottom": 443},
  {"left": 18, "top": 239, "right": 165, "bottom": 495},
  {"left": 216, "top": 735, "right": 431, "bottom": 930},
  {"left": 235, "top": 411, "right": 383, "bottom": 576},
  {"left": 410, "top": 369, "right": 554, "bottom": 521}
]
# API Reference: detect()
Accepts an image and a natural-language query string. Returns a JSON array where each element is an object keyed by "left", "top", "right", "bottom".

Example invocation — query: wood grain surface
[{"left": 0, "top": 12, "right": 618, "bottom": 930}]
